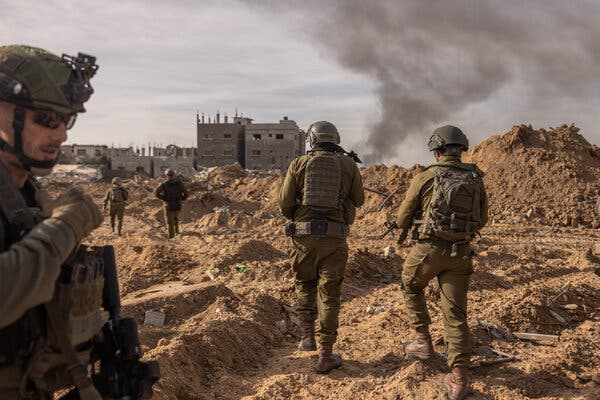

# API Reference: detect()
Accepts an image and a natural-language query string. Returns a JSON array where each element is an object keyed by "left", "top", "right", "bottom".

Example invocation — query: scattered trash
[
  {"left": 144, "top": 310, "right": 165, "bottom": 327},
  {"left": 383, "top": 246, "right": 395, "bottom": 259},
  {"left": 562, "top": 304, "right": 578, "bottom": 311},
  {"left": 512, "top": 332, "right": 559, "bottom": 342},
  {"left": 365, "top": 305, "right": 389, "bottom": 315},
  {"left": 549, "top": 309, "right": 567, "bottom": 324},
  {"left": 236, "top": 264, "right": 248, "bottom": 271}
]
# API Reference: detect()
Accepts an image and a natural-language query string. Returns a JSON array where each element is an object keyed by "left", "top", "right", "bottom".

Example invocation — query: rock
[
  {"left": 591, "top": 243, "right": 600, "bottom": 257},
  {"left": 383, "top": 246, "right": 395, "bottom": 259},
  {"left": 525, "top": 208, "right": 534, "bottom": 219},
  {"left": 365, "top": 305, "right": 389, "bottom": 315},
  {"left": 275, "top": 320, "right": 287, "bottom": 334},
  {"left": 144, "top": 310, "right": 166, "bottom": 327}
]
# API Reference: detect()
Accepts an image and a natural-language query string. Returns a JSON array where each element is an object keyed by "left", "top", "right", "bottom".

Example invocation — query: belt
[{"left": 284, "top": 220, "right": 349, "bottom": 239}]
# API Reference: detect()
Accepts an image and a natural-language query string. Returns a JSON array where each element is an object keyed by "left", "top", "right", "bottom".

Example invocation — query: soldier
[
  {"left": 0, "top": 45, "right": 104, "bottom": 398},
  {"left": 154, "top": 169, "right": 189, "bottom": 238},
  {"left": 396, "top": 125, "right": 488, "bottom": 400},
  {"left": 104, "top": 176, "right": 129, "bottom": 236},
  {"left": 279, "top": 121, "right": 364, "bottom": 374}
]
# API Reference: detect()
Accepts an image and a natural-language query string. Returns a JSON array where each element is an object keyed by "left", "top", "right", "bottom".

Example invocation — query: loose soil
[{"left": 45, "top": 124, "right": 600, "bottom": 399}]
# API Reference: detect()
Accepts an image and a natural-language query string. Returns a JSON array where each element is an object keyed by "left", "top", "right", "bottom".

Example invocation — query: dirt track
[{"left": 46, "top": 124, "right": 600, "bottom": 399}]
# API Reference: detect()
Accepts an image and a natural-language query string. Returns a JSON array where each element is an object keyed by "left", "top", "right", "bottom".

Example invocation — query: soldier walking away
[
  {"left": 154, "top": 169, "right": 189, "bottom": 238},
  {"left": 396, "top": 125, "right": 488, "bottom": 400},
  {"left": 0, "top": 45, "right": 105, "bottom": 399},
  {"left": 104, "top": 177, "right": 129, "bottom": 236},
  {"left": 279, "top": 121, "right": 364, "bottom": 374}
]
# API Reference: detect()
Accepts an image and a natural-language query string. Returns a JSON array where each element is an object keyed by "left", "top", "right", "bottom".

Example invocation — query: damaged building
[{"left": 196, "top": 113, "right": 305, "bottom": 170}]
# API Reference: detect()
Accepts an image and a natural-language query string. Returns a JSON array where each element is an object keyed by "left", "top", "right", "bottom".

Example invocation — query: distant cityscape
[{"left": 60, "top": 113, "right": 305, "bottom": 177}]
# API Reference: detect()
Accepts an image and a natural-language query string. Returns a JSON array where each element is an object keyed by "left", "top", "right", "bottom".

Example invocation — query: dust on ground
[{"left": 45, "top": 124, "right": 600, "bottom": 399}]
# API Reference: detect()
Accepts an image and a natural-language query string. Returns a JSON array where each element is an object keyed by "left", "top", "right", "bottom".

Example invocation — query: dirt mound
[{"left": 464, "top": 124, "right": 600, "bottom": 227}]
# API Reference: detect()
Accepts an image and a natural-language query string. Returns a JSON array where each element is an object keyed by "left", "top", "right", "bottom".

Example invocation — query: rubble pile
[{"left": 38, "top": 123, "right": 600, "bottom": 399}]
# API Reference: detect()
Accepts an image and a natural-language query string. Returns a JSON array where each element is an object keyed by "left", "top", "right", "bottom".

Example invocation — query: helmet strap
[{"left": 0, "top": 106, "right": 58, "bottom": 171}]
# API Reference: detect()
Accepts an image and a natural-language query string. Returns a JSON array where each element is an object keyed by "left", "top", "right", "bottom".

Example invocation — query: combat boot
[
  {"left": 315, "top": 342, "right": 342, "bottom": 374},
  {"left": 297, "top": 320, "right": 316, "bottom": 351},
  {"left": 444, "top": 366, "right": 468, "bottom": 400},
  {"left": 403, "top": 326, "right": 434, "bottom": 360}
]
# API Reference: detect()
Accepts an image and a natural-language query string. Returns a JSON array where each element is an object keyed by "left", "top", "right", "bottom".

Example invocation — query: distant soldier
[
  {"left": 279, "top": 121, "right": 364, "bottom": 374},
  {"left": 396, "top": 126, "right": 488, "bottom": 400},
  {"left": 104, "top": 177, "right": 129, "bottom": 236},
  {"left": 154, "top": 169, "right": 189, "bottom": 238}
]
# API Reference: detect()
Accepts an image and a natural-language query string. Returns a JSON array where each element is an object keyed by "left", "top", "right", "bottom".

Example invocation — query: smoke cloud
[{"left": 247, "top": 0, "right": 600, "bottom": 163}]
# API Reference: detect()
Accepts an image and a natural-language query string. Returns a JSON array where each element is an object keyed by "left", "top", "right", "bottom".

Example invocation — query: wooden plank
[{"left": 512, "top": 332, "right": 559, "bottom": 341}]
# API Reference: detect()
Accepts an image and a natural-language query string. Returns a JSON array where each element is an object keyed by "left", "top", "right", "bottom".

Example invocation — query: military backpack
[{"left": 416, "top": 164, "right": 483, "bottom": 244}]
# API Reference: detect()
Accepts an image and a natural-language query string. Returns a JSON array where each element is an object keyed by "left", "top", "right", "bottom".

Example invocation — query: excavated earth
[{"left": 45, "top": 124, "right": 600, "bottom": 400}]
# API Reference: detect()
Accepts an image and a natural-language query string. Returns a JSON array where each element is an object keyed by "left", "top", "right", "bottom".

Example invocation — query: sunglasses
[{"left": 32, "top": 109, "right": 78, "bottom": 130}]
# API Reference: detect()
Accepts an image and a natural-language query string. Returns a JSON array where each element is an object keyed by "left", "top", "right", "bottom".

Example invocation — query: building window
[
  {"left": 224, "top": 133, "right": 231, "bottom": 138},
  {"left": 276, "top": 133, "right": 284, "bottom": 140},
  {"left": 223, "top": 149, "right": 233, "bottom": 156},
  {"left": 204, "top": 134, "right": 211, "bottom": 139},
  {"left": 95, "top": 149, "right": 102, "bottom": 156},
  {"left": 204, "top": 149, "right": 214, "bottom": 156},
  {"left": 251, "top": 150, "right": 261, "bottom": 156},
  {"left": 253, "top": 134, "right": 261, "bottom": 140},
  {"left": 77, "top": 149, "right": 86, "bottom": 155}
]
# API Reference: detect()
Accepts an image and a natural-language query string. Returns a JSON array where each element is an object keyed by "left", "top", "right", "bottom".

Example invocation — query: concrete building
[
  {"left": 196, "top": 113, "right": 245, "bottom": 168},
  {"left": 196, "top": 113, "right": 304, "bottom": 170},
  {"left": 58, "top": 144, "right": 108, "bottom": 164},
  {"left": 244, "top": 117, "right": 304, "bottom": 170}
]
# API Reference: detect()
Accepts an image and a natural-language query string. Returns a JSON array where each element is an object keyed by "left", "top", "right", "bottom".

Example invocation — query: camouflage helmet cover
[
  {"left": 307, "top": 121, "right": 341, "bottom": 145},
  {"left": 112, "top": 177, "right": 121, "bottom": 184},
  {"left": 427, "top": 125, "right": 469, "bottom": 152},
  {"left": 0, "top": 45, "right": 98, "bottom": 114},
  {"left": 165, "top": 169, "right": 175, "bottom": 177}
]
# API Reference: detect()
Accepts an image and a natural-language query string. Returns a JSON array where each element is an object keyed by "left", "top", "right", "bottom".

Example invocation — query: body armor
[{"left": 302, "top": 152, "right": 342, "bottom": 210}]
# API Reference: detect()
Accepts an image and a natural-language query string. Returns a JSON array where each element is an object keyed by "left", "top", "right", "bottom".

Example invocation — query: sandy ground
[{"left": 45, "top": 124, "right": 600, "bottom": 399}]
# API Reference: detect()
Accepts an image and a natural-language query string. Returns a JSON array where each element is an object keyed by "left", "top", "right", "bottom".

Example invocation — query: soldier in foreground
[
  {"left": 396, "top": 126, "right": 488, "bottom": 400},
  {"left": 154, "top": 168, "right": 189, "bottom": 238},
  {"left": 279, "top": 121, "right": 364, "bottom": 374},
  {"left": 0, "top": 45, "right": 104, "bottom": 398},
  {"left": 104, "top": 176, "right": 129, "bottom": 236}
]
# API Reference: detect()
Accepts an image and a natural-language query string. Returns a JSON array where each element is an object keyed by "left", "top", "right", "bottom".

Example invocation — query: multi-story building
[
  {"left": 196, "top": 113, "right": 304, "bottom": 170},
  {"left": 58, "top": 144, "right": 108, "bottom": 164}
]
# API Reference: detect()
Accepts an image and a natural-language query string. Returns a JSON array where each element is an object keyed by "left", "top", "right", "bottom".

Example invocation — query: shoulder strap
[{"left": 0, "top": 162, "right": 38, "bottom": 235}]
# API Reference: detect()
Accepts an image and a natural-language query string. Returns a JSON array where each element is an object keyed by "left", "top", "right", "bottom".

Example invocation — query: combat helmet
[
  {"left": 306, "top": 121, "right": 341, "bottom": 147},
  {"left": 165, "top": 169, "right": 175, "bottom": 177},
  {"left": 112, "top": 177, "right": 121, "bottom": 185},
  {"left": 0, "top": 45, "right": 98, "bottom": 169},
  {"left": 427, "top": 125, "right": 469, "bottom": 153}
]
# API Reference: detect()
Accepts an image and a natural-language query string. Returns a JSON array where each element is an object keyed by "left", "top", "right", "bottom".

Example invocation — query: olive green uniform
[
  {"left": 279, "top": 151, "right": 364, "bottom": 344},
  {"left": 104, "top": 184, "right": 128, "bottom": 234},
  {"left": 154, "top": 178, "right": 189, "bottom": 238},
  {"left": 396, "top": 155, "right": 488, "bottom": 368}
]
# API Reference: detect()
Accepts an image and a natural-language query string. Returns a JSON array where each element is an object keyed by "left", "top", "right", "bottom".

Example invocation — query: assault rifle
[
  {"left": 378, "top": 221, "right": 399, "bottom": 240},
  {"left": 60, "top": 246, "right": 159, "bottom": 399},
  {"left": 92, "top": 246, "right": 160, "bottom": 398}
]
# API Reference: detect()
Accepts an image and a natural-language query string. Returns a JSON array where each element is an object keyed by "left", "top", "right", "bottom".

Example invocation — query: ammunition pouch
[{"left": 284, "top": 219, "right": 349, "bottom": 239}]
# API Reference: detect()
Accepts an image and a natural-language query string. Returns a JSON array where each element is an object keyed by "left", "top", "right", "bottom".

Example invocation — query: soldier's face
[
  {"left": 0, "top": 103, "right": 67, "bottom": 176},
  {"left": 22, "top": 108, "right": 68, "bottom": 176}
]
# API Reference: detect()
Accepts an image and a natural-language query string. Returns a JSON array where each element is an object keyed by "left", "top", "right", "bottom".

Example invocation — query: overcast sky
[{"left": 2, "top": 0, "right": 599, "bottom": 166}]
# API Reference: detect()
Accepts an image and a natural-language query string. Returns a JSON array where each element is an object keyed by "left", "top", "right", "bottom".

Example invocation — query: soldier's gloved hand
[
  {"left": 35, "top": 189, "right": 54, "bottom": 217},
  {"left": 50, "top": 187, "right": 103, "bottom": 242},
  {"left": 396, "top": 229, "right": 408, "bottom": 246}
]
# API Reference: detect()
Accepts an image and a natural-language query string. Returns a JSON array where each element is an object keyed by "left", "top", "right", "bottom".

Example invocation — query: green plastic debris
[{"left": 235, "top": 264, "right": 248, "bottom": 271}]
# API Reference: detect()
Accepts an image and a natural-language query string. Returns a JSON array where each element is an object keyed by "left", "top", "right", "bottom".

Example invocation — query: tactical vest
[
  {"left": 0, "top": 165, "right": 104, "bottom": 396},
  {"left": 416, "top": 164, "right": 483, "bottom": 245},
  {"left": 302, "top": 152, "right": 342, "bottom": 211},
  {"left": 163, "top": 180, "right": 183, "bottom": 203},
  {"left": 109, "top": 186, "right": 126, "bottom": 203}
]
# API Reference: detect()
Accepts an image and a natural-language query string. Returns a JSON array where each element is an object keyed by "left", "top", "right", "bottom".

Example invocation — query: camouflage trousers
[
  {"left": 164, "top": 209, "right": 180, "bottom": 238},
  {"left": 290, "top": 236, "right": 349, "bottom": 344},
  {"left": 401, "top": 239, "right": 473, "bottom": 368},
  {"left": 109, "top": 202, "right": 125, "bottom": 234}
]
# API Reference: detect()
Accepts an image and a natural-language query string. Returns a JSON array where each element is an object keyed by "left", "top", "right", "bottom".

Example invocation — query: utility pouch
[{"left": 284, "top": 222, "right": 296, "bottom": 237}]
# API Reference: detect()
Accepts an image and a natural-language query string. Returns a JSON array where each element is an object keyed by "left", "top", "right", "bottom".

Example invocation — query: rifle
[
  {"left": 92, "top": 245, "right": 160, "bottom": 399},
  {"left": 58, "top": 246, "right": 159, "bottom": 400},
  {"left": 378, "top": 221, "right": 399, "bottom": 240}
]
